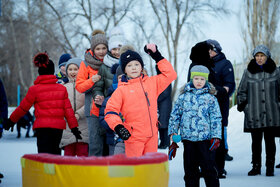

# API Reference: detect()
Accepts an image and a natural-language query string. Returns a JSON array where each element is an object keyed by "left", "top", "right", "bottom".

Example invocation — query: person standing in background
[
  {"left": 206, "top": 39, "right": 236, "bottom": 178},
  {"left": 56, "top": 53, "right": 72, "bottom": 84},
  {"left": 237, "top": 45, "right": 280, "bottom": 177},
  {"left": 157, "top": 67, "right": 172, "bottom": 149},
  {"left": 0, "top": 78, "right": 8, "bottom": 183},
  {"left": 60, "top": 58, "right": 89, "bottom": 156},
  {"left": 76, "top": 30, "right": 108, "bottom": 156}
]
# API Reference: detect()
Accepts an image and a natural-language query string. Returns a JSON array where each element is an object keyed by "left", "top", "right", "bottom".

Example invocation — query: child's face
[
  {"left": 94, "top": 44, "right": 108, "bottom": 60},
  {"left": 125, "top": 60, "right": 142, "bottom": 79},
  {"left": 111, "top": 47, "right": 121, "bottom": 59},
  {"left": 60, "top": 65, "right": 66, "bottom": 75},
  {"left": 193, "top": 76, "right": 206, "bottom": 89},
  {"left": 67, "top": 64, "right": 79, "bottom": 80}
]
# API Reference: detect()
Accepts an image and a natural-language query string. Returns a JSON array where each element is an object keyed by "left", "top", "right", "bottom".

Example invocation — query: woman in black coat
[{"left": 237, "top": 45, "right": 280, "bottom": 177}]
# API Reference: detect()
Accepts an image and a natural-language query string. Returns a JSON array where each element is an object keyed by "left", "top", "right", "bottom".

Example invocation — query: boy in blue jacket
[{"left": 169, "top": 65, "right": 222, "bottom": 187}]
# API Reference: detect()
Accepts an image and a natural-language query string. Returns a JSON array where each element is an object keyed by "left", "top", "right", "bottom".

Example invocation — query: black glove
[
  {"left": 144, "top": 44, "right": 164, "bottom": 63},
  {"left": 71, "top": 127, "right": 82, "bottom": 140},
  {"left": 4, "top": 118, "right": 16, "bottom": 132},
  {"left": 237, "top": 100, "right": 247, "bottom": 112},
  {"left": 114, "top": 124, "right": 131, "bottom": 140}
]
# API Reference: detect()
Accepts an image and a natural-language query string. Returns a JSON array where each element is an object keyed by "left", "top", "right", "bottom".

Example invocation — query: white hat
[{"left": 108, "top": 26, "right": 126, "bottom": 51}]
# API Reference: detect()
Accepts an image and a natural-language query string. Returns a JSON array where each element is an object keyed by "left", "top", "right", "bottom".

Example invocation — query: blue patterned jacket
[{"left": 168, "top": 83, "right": 222, "bottom": 141}]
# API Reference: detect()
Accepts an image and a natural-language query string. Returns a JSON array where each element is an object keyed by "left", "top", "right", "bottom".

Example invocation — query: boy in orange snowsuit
[{"left": 105, "top": 44, "right": 177, "bottom": 157}]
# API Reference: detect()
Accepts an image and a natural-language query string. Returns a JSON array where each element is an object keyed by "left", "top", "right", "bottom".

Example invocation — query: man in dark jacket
[
  {"left": 206, "top": 39, "right": 236, "bottom": 178},
  {"left": 0, "top": 78, "right": 8, "bottom": 182}
]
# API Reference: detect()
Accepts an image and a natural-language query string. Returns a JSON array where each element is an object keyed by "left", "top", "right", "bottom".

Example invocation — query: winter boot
[
  {"left": 225, "top": 153, "right": 233, "bottom": 161},
  {"left": 276, "top": 163, "right": 280, "bottom": 168},
  {"left": 248, "top": 164, "right": 261, "bottom": 176},
  {"left": 266, "top": 160, "right": 274, "bottom": 176},
  {"left": 266, "top": 167, "right": 274, "bottom": 176}
]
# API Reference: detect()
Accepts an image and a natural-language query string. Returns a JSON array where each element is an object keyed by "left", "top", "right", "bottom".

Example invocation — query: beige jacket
[{"left": 60, "top": 79, "right": 89, "bottom": 148}]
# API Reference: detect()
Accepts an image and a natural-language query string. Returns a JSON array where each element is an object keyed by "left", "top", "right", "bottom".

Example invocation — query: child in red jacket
[
  {"left": 105, "top": 44, "right": 177, "bottom": 157},
  {"left": 5, "top": 53, "right": 81, "bottom": 155}
]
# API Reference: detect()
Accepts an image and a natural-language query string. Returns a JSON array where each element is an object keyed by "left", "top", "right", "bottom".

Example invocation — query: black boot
[
  {"left": 266, "top": 160, "right": 274, "bottom": 176},
  {"left": 266, "top": 167, "right": 274, "bottom": 176},
  {"left": 248, "top": 164, "right": 261, "bottom": 176},
  {"left": 276, "top": 163, "right": 280, "bottom": 168}
]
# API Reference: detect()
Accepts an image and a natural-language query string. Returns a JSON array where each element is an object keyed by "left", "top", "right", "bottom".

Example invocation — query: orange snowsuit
[{"left": 105, "top": 59, "right": 177, "bottom": 157}]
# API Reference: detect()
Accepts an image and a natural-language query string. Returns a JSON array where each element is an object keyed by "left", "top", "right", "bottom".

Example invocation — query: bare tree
[
  {"left": 240, "top": 0, "right": 280, "bottom": 62},
  {"left": 72, "top": 0, "right": 135, "bottom": 44},
  {"left": 148, "top": 0, "right": 230, "bottom": 99}
]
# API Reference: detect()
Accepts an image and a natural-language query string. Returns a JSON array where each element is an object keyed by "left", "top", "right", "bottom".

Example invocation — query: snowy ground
[{"left": 0, "top": 106, "right": 280, "bottom": 186}]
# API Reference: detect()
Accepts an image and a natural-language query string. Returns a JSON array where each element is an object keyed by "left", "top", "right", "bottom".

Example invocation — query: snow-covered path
[{"left": 0, "top": 106, "right": 280, "bottom": 186}]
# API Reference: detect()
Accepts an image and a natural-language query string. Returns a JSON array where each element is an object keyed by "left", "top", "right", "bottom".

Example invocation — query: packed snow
[{"left": 0, "top": 106, "right": 280, "bottom": 186}]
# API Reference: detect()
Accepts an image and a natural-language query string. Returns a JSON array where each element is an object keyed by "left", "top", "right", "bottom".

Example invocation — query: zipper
[{"left": 139, "top": 78, "right": 153, "bottom": 137}]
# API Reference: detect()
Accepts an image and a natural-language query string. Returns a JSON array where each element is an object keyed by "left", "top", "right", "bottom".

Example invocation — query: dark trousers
[
  {"left": 251, "top": 130, "right": 276, "bottom": 167},
  {"left": 36, "top": 128, "right": 63, "bottom": 155},
  {"left": 215, "top": 126, "right": 225, "bottom": 174},
  {"left": 183, "top": 140, "right": 219, "bottom": 187},
  {"left": 158, "top": 128, "right": 170, "bottom": 147}
]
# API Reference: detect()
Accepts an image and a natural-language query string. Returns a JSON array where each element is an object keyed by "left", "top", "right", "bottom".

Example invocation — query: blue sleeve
[
  {"left": 99, "top": 96, "right": 114, "bottom": 131},
  {"left": 168, "top": 94, "right": 184, "bottom": 136}
]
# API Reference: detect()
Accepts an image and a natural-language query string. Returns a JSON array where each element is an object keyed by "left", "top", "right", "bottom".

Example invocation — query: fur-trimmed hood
[{"left": 247, "top": 58, "right": 276, "bottom": 74}]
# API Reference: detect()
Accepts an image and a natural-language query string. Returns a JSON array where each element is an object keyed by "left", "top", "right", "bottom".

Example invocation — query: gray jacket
[{"left": 237, "top": 58, "right": 280, "bottom": 132}]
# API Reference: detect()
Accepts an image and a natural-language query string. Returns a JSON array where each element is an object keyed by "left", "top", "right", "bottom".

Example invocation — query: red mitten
[
  {"left": 168, "top": 142, "right": 179, "bottom": 160},
  {"left": 209, "top": 138, "right": 220, "bottom": 151}
]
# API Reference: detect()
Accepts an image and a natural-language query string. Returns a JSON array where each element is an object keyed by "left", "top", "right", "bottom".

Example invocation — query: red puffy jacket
[
  {"left": 10, "top": 75, "right": 78, "bottom": 130},
  {"left": 105, "top": 59, "right": 177, "bottom": 140}
]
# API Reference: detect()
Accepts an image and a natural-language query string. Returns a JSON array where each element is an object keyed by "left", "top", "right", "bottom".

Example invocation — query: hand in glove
[
  {"left": 4, "top": 118, "right": 16, "bottom": 132},
  {"left": 209, "top": 138, "right": 220, "bottom": 151},
  {"left": 168, "top": 142, "right": 179, "bottom": 160},
  {"left": 114, "top": 124, "right": 131, "bottom": 140},
  {"left": 237, "top": 100, "right": 247, "bottom": 112},
  {"left": 71, "top": 127, "right": 82, "bottom": 140},
  {"left": 144, "top": 44, "right": 164, "bottom": 63}
]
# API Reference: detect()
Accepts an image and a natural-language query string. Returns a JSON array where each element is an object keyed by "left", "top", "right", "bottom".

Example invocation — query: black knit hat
[
  {"left": 33, "top": 52, "right": 55, "bottom": 75},
  {"left": 120, "top": 50, "right": 144, "bottom": 72}
]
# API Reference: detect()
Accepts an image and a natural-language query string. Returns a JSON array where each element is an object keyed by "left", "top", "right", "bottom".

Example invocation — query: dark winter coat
[
  {"left": 0, "top": 79, "right": 8, "bottom": 121},
  {"left": 157, "top": 83, "right": 172, "bottom": 129},
  {"left": 211, "top": 52, "right": 235, "bottom": 126},
  {"left": 99, "top": 86, "right": 116, "bottom": 145},
  {"left": 94, "top": 53, "right": 118, "bottom": 98},
  {"left": 237, "top": 58, "right": 280, "bottom": 134}
]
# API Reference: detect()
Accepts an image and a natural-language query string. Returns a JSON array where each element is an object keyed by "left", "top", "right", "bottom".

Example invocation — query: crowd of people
[{"left": 1, "top": 26, "right": 280, "bottom": 186}]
